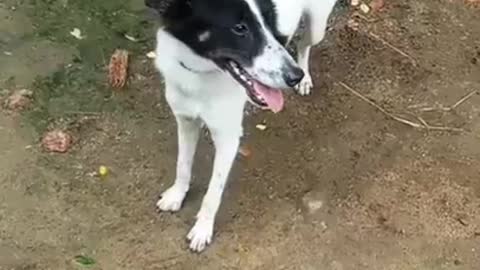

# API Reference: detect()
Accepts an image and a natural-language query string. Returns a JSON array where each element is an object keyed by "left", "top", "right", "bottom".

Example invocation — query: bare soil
[{"left": 1, "top": 0, "right": 479, "bottom": 269}]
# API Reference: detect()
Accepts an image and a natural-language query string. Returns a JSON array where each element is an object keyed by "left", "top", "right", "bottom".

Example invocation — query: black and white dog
[{"left": 146, "top": 0, "right": 337, "bottom": 252}]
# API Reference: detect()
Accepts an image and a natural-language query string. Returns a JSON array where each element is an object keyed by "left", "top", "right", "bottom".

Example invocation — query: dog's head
[{"left": 146, "top": 0, "right": 304, "bottom": 112}]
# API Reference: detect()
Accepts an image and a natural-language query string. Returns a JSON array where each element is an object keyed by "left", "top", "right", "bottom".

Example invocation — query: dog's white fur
[{"left": 154, "top": 0, "right": 337, "bottom": 252}]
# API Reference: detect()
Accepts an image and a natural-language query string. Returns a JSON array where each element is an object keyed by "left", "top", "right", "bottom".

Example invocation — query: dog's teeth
[{"left": 230, "top": 61, "right": 239, "bottom": 69}]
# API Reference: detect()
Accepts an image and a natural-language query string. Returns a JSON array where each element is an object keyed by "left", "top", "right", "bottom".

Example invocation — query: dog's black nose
[{"left": 284, "top": 67, "right": 305, "bottom": 87}]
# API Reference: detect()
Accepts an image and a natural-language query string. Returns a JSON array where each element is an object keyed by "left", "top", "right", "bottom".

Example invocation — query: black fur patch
[
  {"left": 145, "top": 0, "right": 274, "bottom": 68},
  {"left": 254, "top": 0, "right": 287, "bottom": 45}
]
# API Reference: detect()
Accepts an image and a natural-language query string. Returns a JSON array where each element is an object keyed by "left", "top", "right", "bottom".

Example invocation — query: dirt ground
[{"left": 1, "top": 0, "right": 480, "bottom": 269}]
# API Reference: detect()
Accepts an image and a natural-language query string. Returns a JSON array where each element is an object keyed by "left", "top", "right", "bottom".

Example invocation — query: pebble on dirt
[
  {"left": 255, "top": 124, "right": 267, "bottom": 131},
  {"left": 360, "top": 2, "right": 371, "bottom": 13},
  {"left": 108, "top": 49, "right": 129, "bottom": 89},
  {"left": 302, "top": 191, "right": 327, "bottom": 214},
  {"left": 98, "top": 165, "right": 109, "bottom": 177},
  {"left": 3, "top": 89, "right": 33, "bottom": 111},
  {"left": 41, "top": 130, "right": 73, "bottom": 153},
  {"left": 146, "top": 51, "right": 157, "bottom": 59},
  {"left": 69, "top": 28, "right": 85, "bottom": 40}
]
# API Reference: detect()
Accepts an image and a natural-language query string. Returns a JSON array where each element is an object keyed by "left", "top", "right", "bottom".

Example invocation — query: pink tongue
[{"left": 253, "top": 81, "right": 284, "bottom": 113}]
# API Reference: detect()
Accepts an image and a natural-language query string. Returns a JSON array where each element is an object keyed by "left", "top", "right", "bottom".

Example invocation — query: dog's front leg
[
  {"left": 157, "top": 115, "right": 201, "bottom": 212},
  {"left": 187, "top": 129, "right": 240, "bottom": 252}
]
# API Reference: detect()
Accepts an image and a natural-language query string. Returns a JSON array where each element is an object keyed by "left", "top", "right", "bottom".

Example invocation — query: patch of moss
[
  {"left": 23, "top": 63, "right": 113, "bottom": 132},
  {"left": 21, "top": 0, "right": 156, "bottom": 133},
  {"left": 28, "top": 0, "right": 153, "bottom": 63}
]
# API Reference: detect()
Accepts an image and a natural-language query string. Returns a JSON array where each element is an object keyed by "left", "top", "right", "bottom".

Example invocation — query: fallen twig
[
  {"left": 417, "top": 90, "right": 478, "bottom": 112},
  {"left": 451, "top": 90, "right": 478, "bottom": 109},
  {"left": 65, "top": 111, "right": 102, "bottom": 116},
  {"left": 367, "top": 31, "right": 418, "bottom": 66},
  {"left": 351, "top": 11, "right": 378, "bottom": 23},
  {"left": 346, "top": 21, "right": 417, "bottom": 66},
  {"left": 337, "top": 82, "right": 464, "bottom": 132}
]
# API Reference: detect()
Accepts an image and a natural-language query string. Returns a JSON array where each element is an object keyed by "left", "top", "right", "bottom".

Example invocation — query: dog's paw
[
  {"left": 156, "top": 185, "right": 187, "bottom": 212},
  {"left": 296, "top": 73, "right": 313, "bottom": 96},
  {"left": 187, "top": 218, "right": 214, "bottom": 252}
]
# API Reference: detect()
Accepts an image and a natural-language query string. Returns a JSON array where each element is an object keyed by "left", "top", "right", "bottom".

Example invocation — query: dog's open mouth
[{"left": 224, "top": 61, "right": 284, "bottom": 113}]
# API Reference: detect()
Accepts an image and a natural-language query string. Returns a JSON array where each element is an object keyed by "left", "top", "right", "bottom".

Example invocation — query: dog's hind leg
[
  {"left": 187, "top": 127, "right": 240, "bottom": 252},
  {"left": 157, "top": 115, "right": 201, "bottom": 212},
  {"left": 296, "top": 0, "right": 337, "bottom": 95}
]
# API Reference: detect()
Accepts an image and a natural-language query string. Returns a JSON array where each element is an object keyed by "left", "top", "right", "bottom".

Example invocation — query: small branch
[
  {"left": 346, "top": 20, "right": 417, "bottom": 66},
  {"left": 451, "top": 90, "right": 478, "bottom": 110},
  {"left": 367, "top": 31, "right": 418, "bottom": 66},
  {"left": 415, "top": 90, "right": 478, "bottom": 112},
  {"left": 337, "top": 82, "right": 464, "bottom": 132},
  {"left": 65, "top": 111, "right": 102, "bottom": 116}
]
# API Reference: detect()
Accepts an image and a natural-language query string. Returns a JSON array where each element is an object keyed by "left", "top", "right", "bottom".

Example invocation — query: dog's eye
[{"left": 231, "top": 23, "right": 249, "bottom": 36}]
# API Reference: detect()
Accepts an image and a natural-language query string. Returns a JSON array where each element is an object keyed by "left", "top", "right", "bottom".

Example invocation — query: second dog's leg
[
  {"left": 187, "top": 129, "right": 240, "bottom": 252},
  {"left": 157, "top": 115, "right": 201, "bottom": 212},
  {"left": 296, "top": 41, "right": 314, "bottom": 96},
  {"left": 296, "top": 1, "right": 334, "bottom": 96}
]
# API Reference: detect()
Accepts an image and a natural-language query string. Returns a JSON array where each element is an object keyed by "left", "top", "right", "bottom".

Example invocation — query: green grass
[
  {"left": 28, "top": 0, "right": 153, "bottom": 61},
  {"left": 24, "top": 64, "right": 117, "bottom": 132},
  {"left": 20, "top": 0, "right": 156, "bottom": 133}
]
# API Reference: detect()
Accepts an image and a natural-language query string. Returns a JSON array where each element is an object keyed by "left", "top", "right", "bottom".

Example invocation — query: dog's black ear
[
  {"left": 146, "top": 0, "right": 194, "bottom": 23},
  {"left": 145, "top": 0, "right": 176, "bottom": 15},
  {"left": 190, "top": 0, "right": 239, "bottom": 27},
  {"left": 190, "top": 0, "right": 222, "bottom": 18}
]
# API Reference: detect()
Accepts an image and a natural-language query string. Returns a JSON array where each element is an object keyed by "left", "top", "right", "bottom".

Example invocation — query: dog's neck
[
  {"left": 155, "top": 29, "right": 221, "bottom": 76},
  {"left": 178, "top": 60, "right": 219, "bottom": 75}
]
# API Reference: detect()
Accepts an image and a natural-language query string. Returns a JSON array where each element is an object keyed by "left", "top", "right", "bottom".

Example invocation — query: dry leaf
[
  {"left": 4, "top": 89, "right": 32, "bottom": 111},
  {"left": 108, "top": 49, "right": 129, "bottom": 88},
  {"left": 370, "top": 0, "right": 385, "bottom": 12},
  {"left": 70, "top": 28, "right": 84, "bottom": 40},
  {"left": 42, "top": 130, "right": 73, "bottom": 153},
  {"left": 238, "top": 145, "right": 252, "bottom": 157},
  {"left": 74, "top": 255, "right": 95, "bottom": 266}
]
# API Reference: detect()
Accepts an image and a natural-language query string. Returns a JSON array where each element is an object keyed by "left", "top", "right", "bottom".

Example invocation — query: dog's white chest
[
  {"left": 164, "top": 77, "right": 247, "bottom": 131},
  {"left": 155, "top": 29, "right": 247, "bottom": 125}
]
